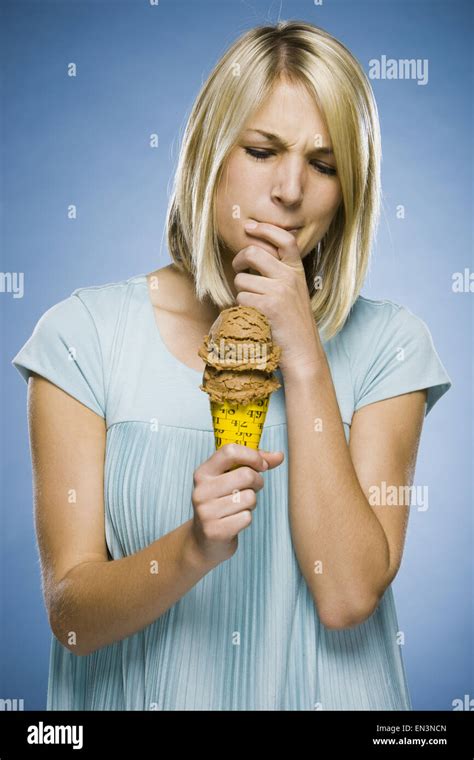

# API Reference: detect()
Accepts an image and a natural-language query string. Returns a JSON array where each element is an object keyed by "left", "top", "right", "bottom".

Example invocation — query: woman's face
[{"left": 215, "top": 77, "right": 342, "bottom": 261}]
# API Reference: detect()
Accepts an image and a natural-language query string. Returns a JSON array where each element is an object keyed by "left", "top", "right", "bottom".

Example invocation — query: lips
[{"left": 251, "top": 220, "right": 303, "bottom": 232}]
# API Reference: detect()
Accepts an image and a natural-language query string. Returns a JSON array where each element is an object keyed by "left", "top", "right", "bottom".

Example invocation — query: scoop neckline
[{"left": 136, "top": 272, "right": 206, "bottom": 378}]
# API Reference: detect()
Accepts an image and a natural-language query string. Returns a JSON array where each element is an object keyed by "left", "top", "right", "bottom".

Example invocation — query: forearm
[
  {"left": 284, "top": 352, "right": 390, "bottom": 628},
  {"left": 51, "top": 519, "right": 215, "bottom": 656}
]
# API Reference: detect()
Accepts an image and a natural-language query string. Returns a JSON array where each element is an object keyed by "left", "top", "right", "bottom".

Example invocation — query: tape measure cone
[{"left": 210, "top": 396, "right": 269, "bottom": 451}]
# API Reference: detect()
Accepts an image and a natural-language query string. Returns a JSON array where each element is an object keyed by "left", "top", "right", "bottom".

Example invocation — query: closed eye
[{"left": 244, "top": 147, "right": 337, "bottom": 176}]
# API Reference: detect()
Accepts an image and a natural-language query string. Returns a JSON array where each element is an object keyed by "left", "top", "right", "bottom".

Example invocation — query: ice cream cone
[
  {"left": 210, "top": 396, "right": 269, "bottom": 451},
  {"left": 199, "top": 305, "right": 280, "bottom": 468}
]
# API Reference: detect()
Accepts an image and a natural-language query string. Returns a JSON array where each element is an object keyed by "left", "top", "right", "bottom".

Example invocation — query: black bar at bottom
[{"left": 0, "top": 709, "right": 473, "bottom": 757}]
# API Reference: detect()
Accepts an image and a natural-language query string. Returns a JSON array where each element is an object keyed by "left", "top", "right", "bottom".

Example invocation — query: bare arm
[
  {"left": 283, "top": 356, "right": 426, "bottom": 630},
  {"left": 28, "top": 374, "right": 280, "bottom": 657},
  {"left": 52, "top": 522, "right": 210, "bottom": 656},
  {"left": 28, "top": 375, "right": 216, "bottom": 657}
]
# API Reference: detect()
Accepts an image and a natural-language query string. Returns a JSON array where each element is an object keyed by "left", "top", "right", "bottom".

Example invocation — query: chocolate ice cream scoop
[
  {"left": 200, "top": 365, "right": 281, "bottom": 405},
  {"left": 198, "top": 306, "right": 281, "bottom": 372},
  {"left": 198, "top": 305, "right": 282, "bottom": 406}
]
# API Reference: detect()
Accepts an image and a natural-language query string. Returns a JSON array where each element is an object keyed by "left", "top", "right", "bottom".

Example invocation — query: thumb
[{"left": 258, "top": 449, "right": 285, "bottom": 469}]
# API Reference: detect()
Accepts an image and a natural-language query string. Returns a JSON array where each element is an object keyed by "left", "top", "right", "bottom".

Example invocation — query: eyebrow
[{"left": 244, "top": 128, "right": 334, "bottom": 156}]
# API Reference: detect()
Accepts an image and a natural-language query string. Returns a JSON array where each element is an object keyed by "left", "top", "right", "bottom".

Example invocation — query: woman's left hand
[{"left": 232, "top": 221, "right": 324, "bottom": 377}]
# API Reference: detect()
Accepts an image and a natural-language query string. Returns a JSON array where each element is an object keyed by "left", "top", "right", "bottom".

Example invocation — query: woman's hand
[
  {"left": 232, "top": 221, "right": 324, "bottom": 377},
  {"left": 189, "top": 444, "right": 284, "bottom": 567}
]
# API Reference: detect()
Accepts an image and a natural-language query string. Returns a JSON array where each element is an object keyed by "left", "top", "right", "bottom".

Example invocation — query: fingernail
[
  {"left": 245, "top": 221, "right": 258, "bottom": 229},
  {"left": 262, "top": 460, "right": 269, "bottom": 470}
]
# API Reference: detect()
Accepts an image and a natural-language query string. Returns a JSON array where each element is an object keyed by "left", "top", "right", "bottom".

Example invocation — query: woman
[{"left": 12, "top": 21, "right": 451, "bottom": 710}]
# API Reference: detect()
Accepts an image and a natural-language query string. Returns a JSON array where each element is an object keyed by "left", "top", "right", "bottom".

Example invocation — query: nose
[{"left": 271, "top": 156, "right": 304, "bottom": 207}]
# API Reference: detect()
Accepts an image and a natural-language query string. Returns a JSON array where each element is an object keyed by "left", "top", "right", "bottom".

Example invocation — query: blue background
[{"left": 2, "top": 0, "right": 472, "bottom": 710}]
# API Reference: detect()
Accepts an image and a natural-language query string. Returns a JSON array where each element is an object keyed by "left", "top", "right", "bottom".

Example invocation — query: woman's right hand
[{"left": 189, "top": 444, "right": 284, "bottom": 567}]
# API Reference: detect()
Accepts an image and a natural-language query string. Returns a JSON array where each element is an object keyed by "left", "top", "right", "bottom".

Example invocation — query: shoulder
[
  {"left": 29, "top": 274, "right": 145, "bottom": 339},
  {"left": 69, "top": 273, "right": 145, "bottom": 323},
  {"left": 345, "top": 294, "right": 422, "bottom": 331},
  {"left": 11, "top": 274, "right": 146, "bottom": 417},
  {"left": 336, "top": 296, "right": 452, "bottom": 416},
  {"left": 337, "top": 295, "right": 434, "bottom": 361}
]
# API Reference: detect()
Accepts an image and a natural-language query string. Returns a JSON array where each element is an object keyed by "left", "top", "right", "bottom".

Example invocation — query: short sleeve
[
  {"left": 353, "top": 305, "right": 452, "bottom": 416},
  {"left": 11, "top": 294, "right": 106, "bottom": 418}
]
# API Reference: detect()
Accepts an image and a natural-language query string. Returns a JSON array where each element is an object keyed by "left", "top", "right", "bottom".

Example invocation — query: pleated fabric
[
  {"left": 45, "top": 421, "right": 411, "bottom": 711},
  {"left": 11, "top": 274, "right": 451, "bottom": 711}
]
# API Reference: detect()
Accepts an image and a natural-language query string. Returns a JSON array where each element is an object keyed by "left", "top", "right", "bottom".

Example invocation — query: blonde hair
[{"left": 166, "top": 20, "right": 381, "bottom": 341}]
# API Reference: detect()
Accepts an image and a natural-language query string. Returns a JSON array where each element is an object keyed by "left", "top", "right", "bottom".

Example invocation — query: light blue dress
[{"left": 11, "top": 273, "right": 452, "bottom": 710}]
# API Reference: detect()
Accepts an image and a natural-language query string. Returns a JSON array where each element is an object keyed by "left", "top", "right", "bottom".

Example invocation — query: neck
[{"left": 171, "top": 244, "right": 255, "bottom": 325}]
